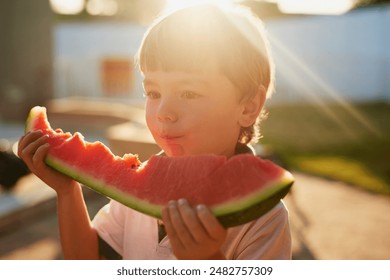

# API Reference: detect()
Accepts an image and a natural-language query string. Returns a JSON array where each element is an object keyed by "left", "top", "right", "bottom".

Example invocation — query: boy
[{"left": 18, "top": 4, "right": 291, "bottom": 260}]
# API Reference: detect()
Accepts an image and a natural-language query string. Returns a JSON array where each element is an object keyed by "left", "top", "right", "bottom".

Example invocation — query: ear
[{"left": 238, "top": 86, "right": 266, "bottom": 127}]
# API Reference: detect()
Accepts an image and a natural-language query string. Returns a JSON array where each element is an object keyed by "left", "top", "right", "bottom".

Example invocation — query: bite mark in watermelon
[{"left": 25, "top": 106, "right": 294, "bottom": 227}]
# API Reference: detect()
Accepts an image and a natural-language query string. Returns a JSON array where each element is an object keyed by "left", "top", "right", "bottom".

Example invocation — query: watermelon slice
[{"left": 25, "top": 106, "right": 294, "bottom": 227}]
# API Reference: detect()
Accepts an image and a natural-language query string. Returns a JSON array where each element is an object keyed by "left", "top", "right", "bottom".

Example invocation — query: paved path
[
  {"left": 0, "top": 172, "right": 389, "bottom": 259},
  {"left": 284, "top": 172, "right": 390, "bottom": 260}
]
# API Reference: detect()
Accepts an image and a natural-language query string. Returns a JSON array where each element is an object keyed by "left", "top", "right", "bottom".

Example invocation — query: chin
[{"left": 163, "top": 145, "right": 186, "bottom": 157}]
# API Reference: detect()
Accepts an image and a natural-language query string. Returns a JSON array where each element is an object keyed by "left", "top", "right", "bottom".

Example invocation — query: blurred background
[{"left": 0, "top": 0, "right": 389, "bottom": 260}]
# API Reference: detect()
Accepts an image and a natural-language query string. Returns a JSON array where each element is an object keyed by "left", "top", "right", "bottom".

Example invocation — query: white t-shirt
[{"left": 92, "top": 199, "right": 291, "bottom": 259}]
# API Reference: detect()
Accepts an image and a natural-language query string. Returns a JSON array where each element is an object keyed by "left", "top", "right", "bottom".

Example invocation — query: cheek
[
  {"left": 196, "top": 105, "right": 241, "bottom": 133},
  {"left": 145, "top": 103, "right": 157, "bottom": 130},
  {"left": 207, "top": 102, "right": 242, "bottom": 123}
]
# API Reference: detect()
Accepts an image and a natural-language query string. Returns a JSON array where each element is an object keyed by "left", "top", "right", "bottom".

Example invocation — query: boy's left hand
[{"left": 162, "top": 199, "right": 227, "bottom": 260}]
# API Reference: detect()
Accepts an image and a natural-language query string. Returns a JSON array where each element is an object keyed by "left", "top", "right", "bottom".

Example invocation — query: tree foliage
[{"left": 353, "top": 0, "right": 390, "bottom": 8}]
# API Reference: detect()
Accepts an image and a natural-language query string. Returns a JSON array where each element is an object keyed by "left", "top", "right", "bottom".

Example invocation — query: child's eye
[
  {"left": 143, "top": 91, "right": 161, "bottom": 99},
  {"left": 181, "top": 91, "right": 201, "bottom": 99}
]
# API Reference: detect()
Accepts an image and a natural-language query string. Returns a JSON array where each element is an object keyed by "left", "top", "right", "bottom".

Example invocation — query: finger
[
  {"left": 162, "top": 202, "right": 184, "bottom": 250},
  {"left": 31, "top": 142, "right": 67, "bottom": 183},
  {"left": 22, "top": 134, "right": 49, "bottom": 156},
  {"left": 19, "top": 134, "right": 49, "bottom": 165},
  {"left": 196, "top": 205, "right": 226, "bottom": 241},
  {"left": 32, "top": 142, "right": 50, "bottom": 167},
  {"left": 177, "top": 199, "right": 209, "bottom": 243},
  {"left": 18, "top": 130, "right": 43, "bottom": 155},
  {"left": 55, "top": 128, "right": 63, "bottom": 133},
  {"left": 164, "top": 201, "right": 195, "bottom": 247}
]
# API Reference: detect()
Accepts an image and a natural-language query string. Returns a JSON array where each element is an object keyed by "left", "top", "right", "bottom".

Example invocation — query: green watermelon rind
[
  {"left": 46, "top": 153, "right": 293, "bottom": 227},
  {"left": 216, "top": 182, "right": 292, "bottom": 227},
  {"left": 212, "top": 172, "right": 293, "bottom": 215},
  {"left": 212, "top": 173, "right": 293, "bottom": 227}
]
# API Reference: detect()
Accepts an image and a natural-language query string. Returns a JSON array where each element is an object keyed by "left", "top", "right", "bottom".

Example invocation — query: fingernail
[
  {"left": 196, "top": 204, "right": 207, "bottom": 212},
  {"left": 178, "top": 198, "right": 188, "bottom": 206}
]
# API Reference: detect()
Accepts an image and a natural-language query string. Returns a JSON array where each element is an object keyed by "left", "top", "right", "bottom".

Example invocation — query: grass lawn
[{"left": 258, "top": 101, "right": 390, "bottom": 196}]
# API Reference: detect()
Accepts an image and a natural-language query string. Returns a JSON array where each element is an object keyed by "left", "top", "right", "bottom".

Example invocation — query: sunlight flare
[
  {"left": 164, "top": 0, "right": 235, "bottom": 13},
  {"left": 277, "top": 0, "right": 354, "bottom": 15},
  {"left": 49, "top": 0, "right": 85, "bottom": 15},
  {"left": 268, "top": 34, "right": 382, "bottom": 139}
]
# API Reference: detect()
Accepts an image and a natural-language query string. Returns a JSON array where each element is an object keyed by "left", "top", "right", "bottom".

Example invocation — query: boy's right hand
[{"left": 18, "top": 130, "right": 79, "bottom": 195}]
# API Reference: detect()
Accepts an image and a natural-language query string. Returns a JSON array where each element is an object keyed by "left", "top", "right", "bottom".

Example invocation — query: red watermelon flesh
[{"left": 25, "top": 106, "right": 294, "bottom": 227}]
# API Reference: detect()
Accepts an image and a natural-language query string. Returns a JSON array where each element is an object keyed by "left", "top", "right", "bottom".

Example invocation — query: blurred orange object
[{"left": 101, "top": 58, "right": 134, "bottom": 96}]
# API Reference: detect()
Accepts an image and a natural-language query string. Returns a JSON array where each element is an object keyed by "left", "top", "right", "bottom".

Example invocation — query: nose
[{"left": 157, "top": 99, "right": 178, "bottom": 123}]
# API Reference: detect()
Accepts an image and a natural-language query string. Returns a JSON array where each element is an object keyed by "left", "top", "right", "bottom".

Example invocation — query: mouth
[
  {"left": 160, "top": 135, "right": 183, "bottom": 140},
  {"left": 158, "top": 135, "right": 185, "bottom": 156}
]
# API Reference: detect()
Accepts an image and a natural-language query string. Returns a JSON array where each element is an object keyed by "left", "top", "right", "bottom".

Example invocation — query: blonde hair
[{"left": 136, "top": 4, "right": 274, "bottom": 145}]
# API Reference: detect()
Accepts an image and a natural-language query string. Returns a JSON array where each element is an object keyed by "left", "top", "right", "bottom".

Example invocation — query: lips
[{"left": 160, "top": 135, "right": 182, "bottom": 140}]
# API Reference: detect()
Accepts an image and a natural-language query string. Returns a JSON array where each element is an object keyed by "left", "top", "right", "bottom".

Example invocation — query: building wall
[
  {"left": 0, "top": 0, "right": 53, "bottom": 120},
  {"left": 266, "top": 5, "right": 390, "bottom": 104}
]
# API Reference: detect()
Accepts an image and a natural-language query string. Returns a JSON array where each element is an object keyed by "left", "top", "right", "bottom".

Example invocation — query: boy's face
[{"left": 143, "top": 71, "right": 244, "bottom": 157}]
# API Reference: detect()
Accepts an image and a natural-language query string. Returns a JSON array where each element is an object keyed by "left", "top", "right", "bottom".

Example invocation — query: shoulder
[{"left": 223, "top": 201, "right": 291, "bottom": 259}]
